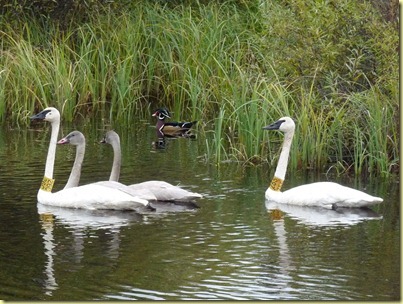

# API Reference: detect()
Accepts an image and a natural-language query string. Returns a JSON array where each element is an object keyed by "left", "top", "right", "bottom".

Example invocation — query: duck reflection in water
[{"left": 152, "top": 137, "right": 167, "bottom": 150}]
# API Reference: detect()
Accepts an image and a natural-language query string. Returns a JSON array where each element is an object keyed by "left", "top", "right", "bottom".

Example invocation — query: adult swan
[
  {"left": 30, "top": 107, "right": 150, "bottom": 211},
  {"left": 263, "top": 117, "right": 383, "bottom": 209}
]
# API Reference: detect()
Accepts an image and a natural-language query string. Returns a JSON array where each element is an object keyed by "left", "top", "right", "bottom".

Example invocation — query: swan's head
[
  {"left": 152, "top": 108, "right": 171, "bottom": 120},
  {"left": 30, "top": 107, "right": 61, "bottom": 123},
  {"left": 100, "top": 130, "right": 120, "bottom": 145},
  {"left": 263, "top": 116, "right": 295, "bottom": 133},
  {"left": 57, "top": 130, "right": 85, "bottom": 146}
]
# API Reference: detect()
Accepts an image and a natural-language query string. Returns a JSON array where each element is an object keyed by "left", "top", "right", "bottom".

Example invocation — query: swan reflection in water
[
  {"left": 37, "top": 203, "right": 143, "bottom": 296},
  {"left": 265, "top": 201, "right": 381, "bottom": 299},
  {"left": 265, "top": 201, "right": 382, "bottom": 227},
  {"left": 37, "top": 200, "right": 199, "bottom": 297}
]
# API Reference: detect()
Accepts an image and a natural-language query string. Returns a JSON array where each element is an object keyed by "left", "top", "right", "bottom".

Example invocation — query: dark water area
[{"left": 0, "top": 121, "right": 400, "bottom": 301}]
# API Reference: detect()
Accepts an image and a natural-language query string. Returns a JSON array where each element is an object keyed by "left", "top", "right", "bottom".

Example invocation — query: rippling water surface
[{"left": 0, "top": 123, "right": 400, "bottom": 301}]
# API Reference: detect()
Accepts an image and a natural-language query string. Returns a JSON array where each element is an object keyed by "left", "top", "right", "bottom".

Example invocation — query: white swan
[
  {"left": 101, "top": 130, "right": 203, "bottom": 202},
  {"left": 30, "top": 107, "right": 150, "bottom": 211},
  {"left": 57, "top": 130, "right": 157, "bottom": 201},
  {"left": 263, "top": 117, "right": 383, "bottom": 209}
]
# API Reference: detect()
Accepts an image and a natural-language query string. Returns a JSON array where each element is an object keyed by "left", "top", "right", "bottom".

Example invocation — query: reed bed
[{"left": 0, "top": 0, "right": 398, "bottom": 176}]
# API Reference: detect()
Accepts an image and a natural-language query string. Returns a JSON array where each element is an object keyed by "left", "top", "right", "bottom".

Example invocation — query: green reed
[
  {"left": 0, "top": 0, "right": 398, "bottom": 176},
  {"left": 353, "top": 88, "right": 399, "bottom": 176}
]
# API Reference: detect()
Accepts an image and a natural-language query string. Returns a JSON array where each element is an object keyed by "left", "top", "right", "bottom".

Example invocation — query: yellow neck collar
[
  {"left": 269, "top": 176, "right": 283, "bottom": 191},
  {"left": 40, "top": 176, "right": 55, "bottom": 192}
]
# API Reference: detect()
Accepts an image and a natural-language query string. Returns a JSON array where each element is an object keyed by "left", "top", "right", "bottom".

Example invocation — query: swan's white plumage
[
  {"left": 38, "top": 185, "right": 148, "bottom": 210},
  {"left": 263, "top": 117, "right": 383, "bottom": 209},
  {"left": 266, "top": 182, "right": 382, "bottom": 209},
  {"left": 101, "top": 130, "right": 203, "bottom": 202},
  {"left": 31, "top": 107, "right": 150, "bottom": 211}
]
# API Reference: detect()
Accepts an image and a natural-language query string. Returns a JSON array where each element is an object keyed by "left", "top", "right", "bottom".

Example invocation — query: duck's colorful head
[{"left": 152, "top": 108, "right": 171, "bottom": 120}]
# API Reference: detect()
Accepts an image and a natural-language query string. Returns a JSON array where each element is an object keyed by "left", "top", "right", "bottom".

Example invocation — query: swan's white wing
[
  {"left": 129, "top": 181, "right": 202, "bottom": 202},
  {"left": 38, "top": 184, "right": 149, "bottom": 211},
  {"left": 278, "top": 182, "right": 383, "bottom": 208}
]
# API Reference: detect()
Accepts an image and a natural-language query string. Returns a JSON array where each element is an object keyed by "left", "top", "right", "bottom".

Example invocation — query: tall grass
[
  {"left": 351, "top": 88, "right": 399, "bottom": 176},
  {"left": 0, "top": 0, "right": 398, "bottom": 176}
]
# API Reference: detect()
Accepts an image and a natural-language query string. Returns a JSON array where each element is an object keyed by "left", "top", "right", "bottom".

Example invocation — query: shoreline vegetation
[{"left": 0, "top": 0, "right": 399, "bottom": 176}]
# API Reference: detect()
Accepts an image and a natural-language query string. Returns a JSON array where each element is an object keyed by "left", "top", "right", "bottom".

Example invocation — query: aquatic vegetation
[{"left": 0, "top": 0, "right": 398, "bottom": 175}]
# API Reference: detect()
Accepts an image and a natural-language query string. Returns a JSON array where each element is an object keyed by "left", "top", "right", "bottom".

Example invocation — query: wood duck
[{"left": 152, "top": 108, "right": 197, "bottom": 138}]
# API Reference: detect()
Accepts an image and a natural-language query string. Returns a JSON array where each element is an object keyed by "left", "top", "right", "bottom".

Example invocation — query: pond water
[{"left": 0, "top": 120, "right": 400, "bottom": 301}]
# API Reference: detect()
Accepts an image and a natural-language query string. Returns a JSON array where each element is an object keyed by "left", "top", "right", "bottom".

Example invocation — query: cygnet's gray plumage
[{"left": 101, "top": 130, "right": 203, "bottom": 202}]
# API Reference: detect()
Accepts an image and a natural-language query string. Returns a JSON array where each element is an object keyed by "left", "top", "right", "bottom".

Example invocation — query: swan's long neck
[
  {"left": 270, "top": 130, "right": 294, "bottom": 191},
  {"left": 109, "top": 137, "right": 121, "bottom": 182},
  {"left": 41, "top": 120, "right": 60, "bottom": 192},
  {"left": 64, "top": 142, "right": 85, "bottom": 189}
]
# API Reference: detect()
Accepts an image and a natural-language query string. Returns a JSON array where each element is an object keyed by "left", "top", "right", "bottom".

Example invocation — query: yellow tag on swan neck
[
  {"left": 269, "top": 176, "right": 283, "bottom": 191},
  {"left": 40, "top": 176, "right": 55, "bottom": 192}
]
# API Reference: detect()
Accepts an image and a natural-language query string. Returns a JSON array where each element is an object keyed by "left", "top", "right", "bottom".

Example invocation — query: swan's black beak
[
  {"left": 30, "top": 109, "right": 51, "bottom": 121},
  {"left": 100, "top": 137, "right": 106, "bottom": 144},
  {"left": 263, "top": 119, "right": 285, "bottom": 131}
]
